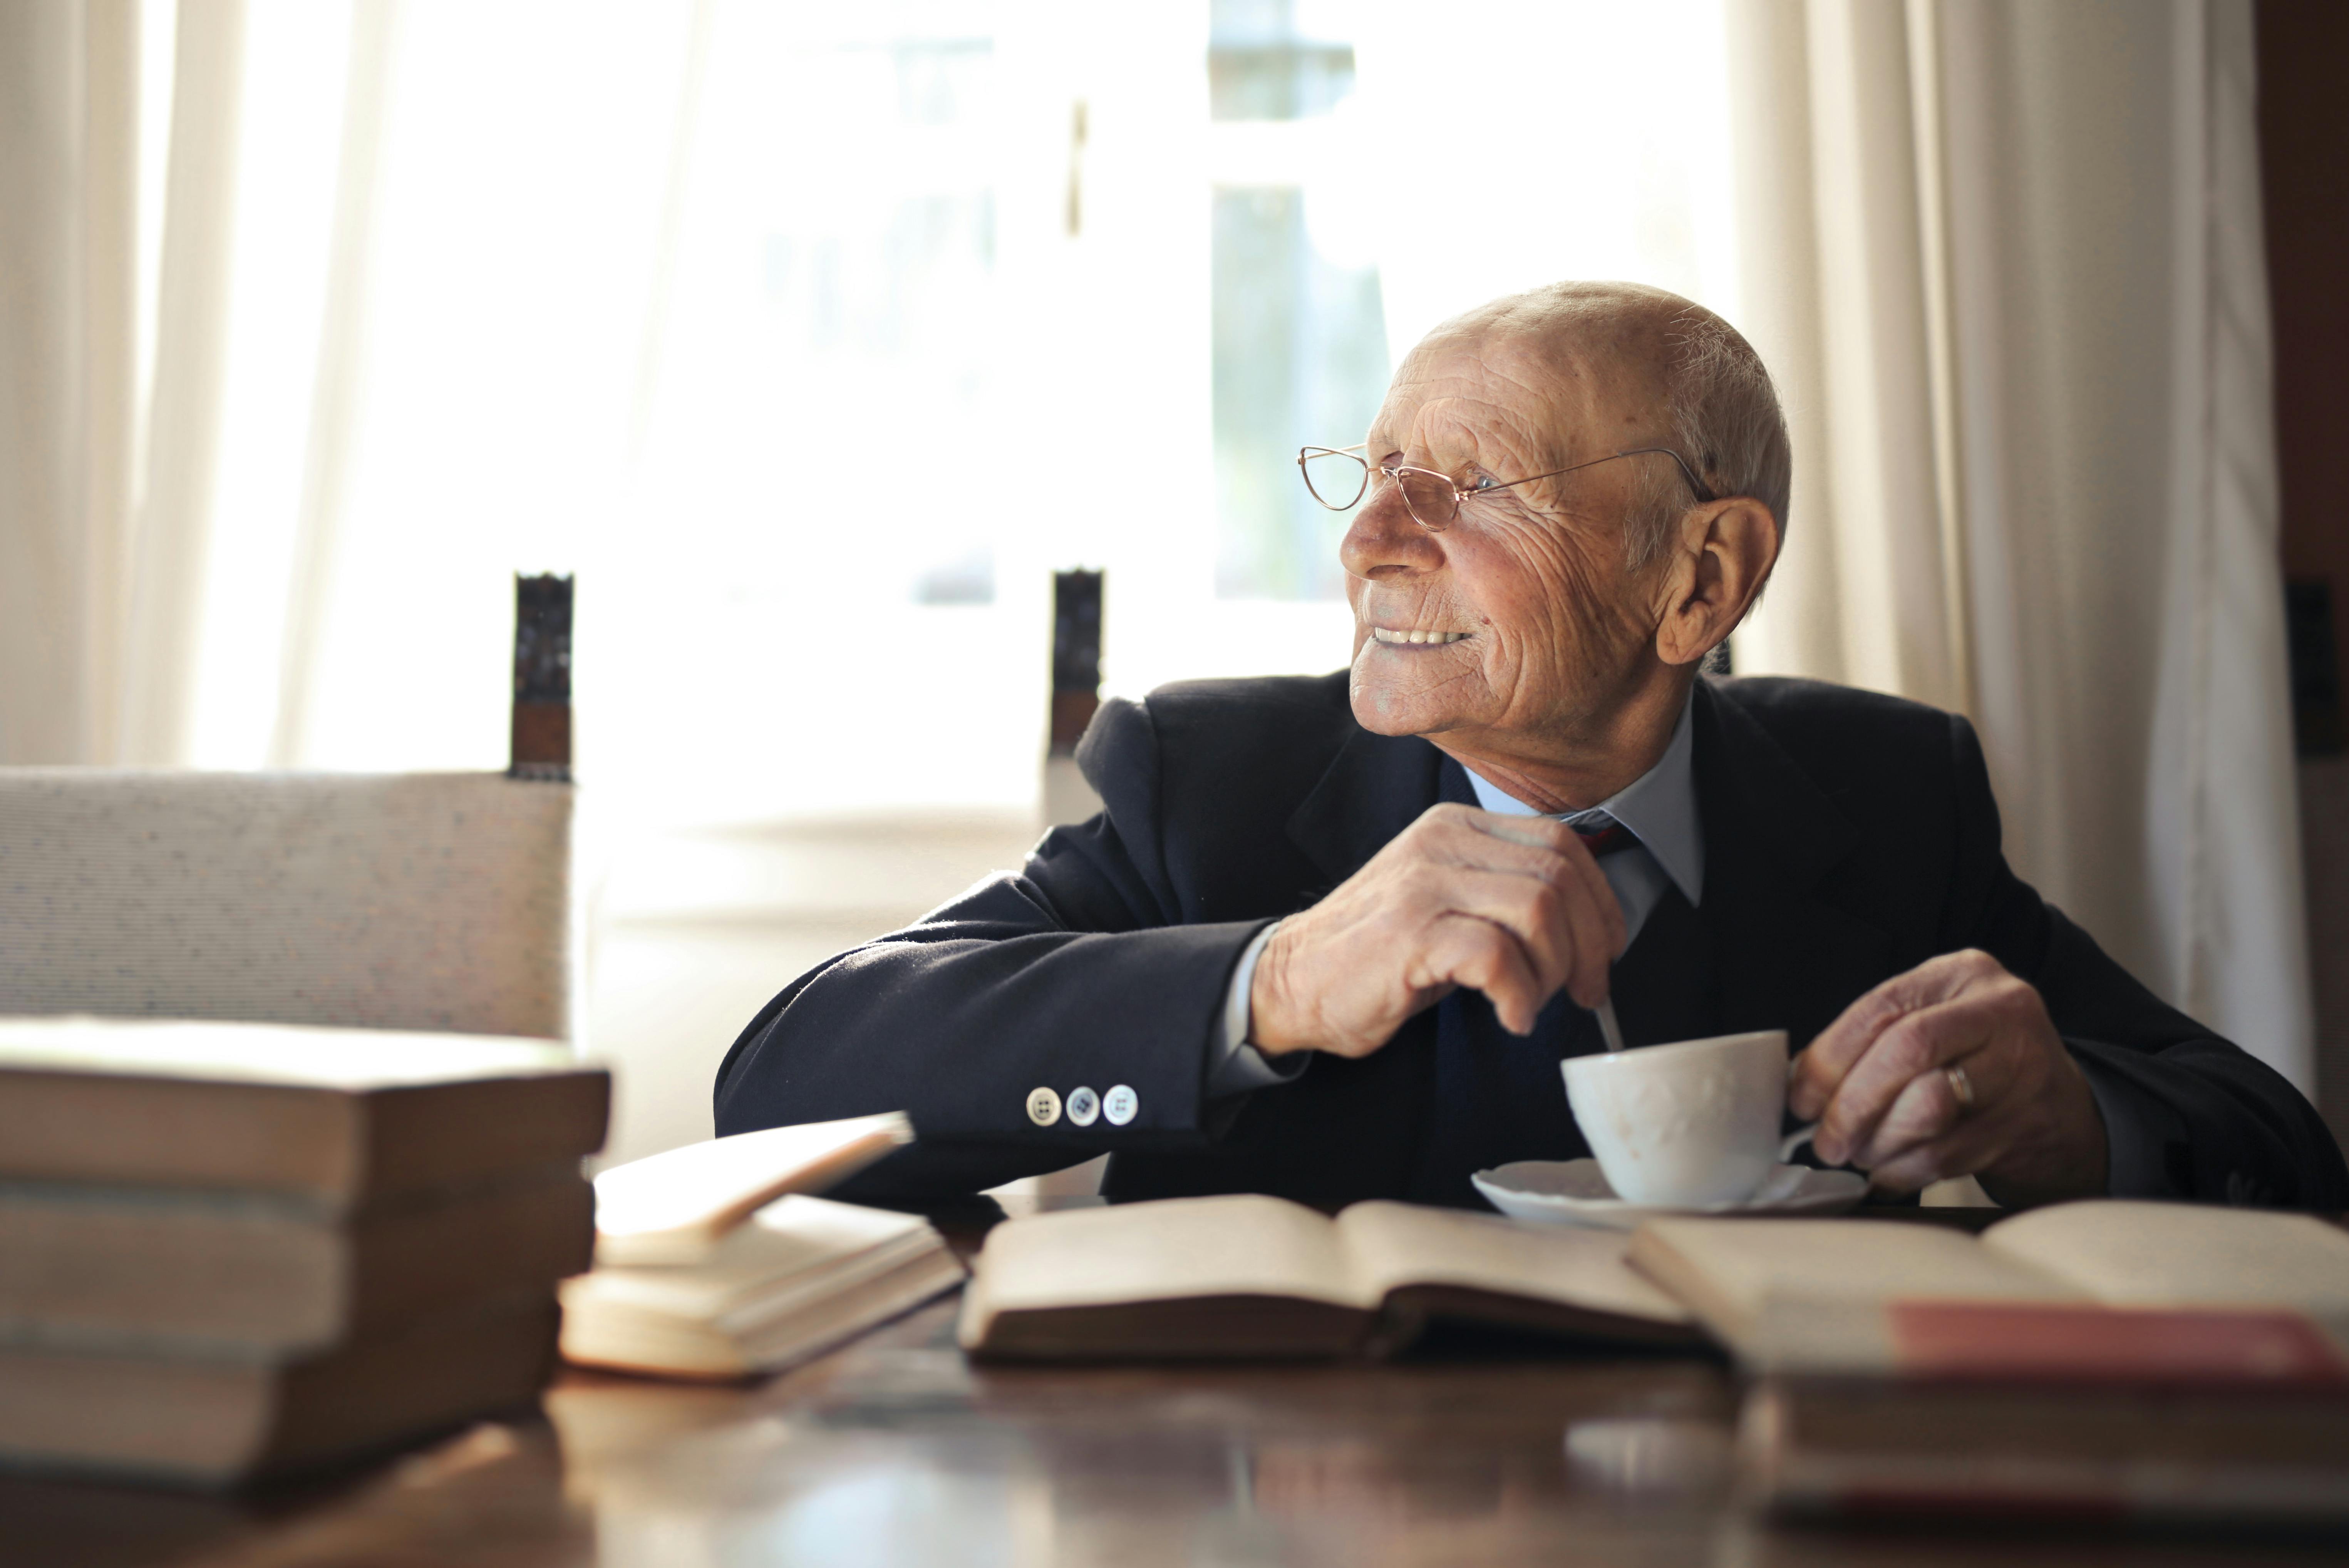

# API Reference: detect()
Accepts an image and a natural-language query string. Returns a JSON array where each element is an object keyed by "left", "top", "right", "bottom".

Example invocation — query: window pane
[
  {"left": 1210, "top": 0, "right": 1356, "bottom": 122},
  {"left": 1213, "top": 186, "right": 1388, "bottom": 601}
]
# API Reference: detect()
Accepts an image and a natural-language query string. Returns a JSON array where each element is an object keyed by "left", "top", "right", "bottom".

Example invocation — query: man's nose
[{"left": 1339, "top": 481, "right": 1444, "bottom": 581}]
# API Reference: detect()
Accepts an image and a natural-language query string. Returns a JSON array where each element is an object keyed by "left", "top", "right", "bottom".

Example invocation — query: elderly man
[{"left": 714, "top": 281, "right": 2347, "bottom": 1213}]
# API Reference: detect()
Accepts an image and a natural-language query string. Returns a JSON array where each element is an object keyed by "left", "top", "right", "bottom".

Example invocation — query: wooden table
[{"left": 8, "top": 1282, "right": 2346, "bottom": 1568}]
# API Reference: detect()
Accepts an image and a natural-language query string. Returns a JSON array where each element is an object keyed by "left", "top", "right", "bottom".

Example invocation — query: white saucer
[{"left": 1471, "top": 1158, "right": 1867, "bottom": 1230}]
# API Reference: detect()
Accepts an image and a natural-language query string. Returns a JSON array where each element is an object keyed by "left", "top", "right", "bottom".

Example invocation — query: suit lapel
[
  {"left": 1694, "top": 681, "right": 1892, "bottom": 1049},
  {"left": 1284, "top": 724, "right": 1449, "bottom": 892}
]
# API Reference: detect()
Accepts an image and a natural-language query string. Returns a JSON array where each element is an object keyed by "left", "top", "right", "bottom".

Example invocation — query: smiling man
[{"left": 714, "top": 281, "right": 2347, "bottom": 1213}]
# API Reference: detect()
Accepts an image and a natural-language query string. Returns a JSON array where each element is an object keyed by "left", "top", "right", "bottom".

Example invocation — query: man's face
[{"left": 1342, "top": 323, "right": 1670, "bottom": 754}]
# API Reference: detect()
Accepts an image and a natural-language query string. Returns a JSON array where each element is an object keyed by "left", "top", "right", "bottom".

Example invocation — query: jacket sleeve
[
  {"left": 711, "top": 697, "right": 1265, "bottom": 1204},
  {"left": 1944, "top": 713, "right": 2349, "bottom": 1210}
]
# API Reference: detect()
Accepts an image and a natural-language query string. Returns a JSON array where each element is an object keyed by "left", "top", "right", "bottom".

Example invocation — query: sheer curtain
[
  {"left": 0, "top": 0, "right": 241, "bottom": 766},
  {"left": 1726, "top": 0, "right": 2310, "bottom": 1087}
]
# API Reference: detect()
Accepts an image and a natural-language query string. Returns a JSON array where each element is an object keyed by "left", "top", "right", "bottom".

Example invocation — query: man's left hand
[{"left": 1787, "top": 950, "right": 2109, "bottom": 1206}]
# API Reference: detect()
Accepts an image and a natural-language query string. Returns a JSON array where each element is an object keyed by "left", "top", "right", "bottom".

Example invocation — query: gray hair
[{"left": 1623, "top": 308, "right": 1791, "bottom": 570}]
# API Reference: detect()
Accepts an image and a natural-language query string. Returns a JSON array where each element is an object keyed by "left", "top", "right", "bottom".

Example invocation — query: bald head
[{"left": 1417, "top": 282, "right": 1791, "bottom": 563}]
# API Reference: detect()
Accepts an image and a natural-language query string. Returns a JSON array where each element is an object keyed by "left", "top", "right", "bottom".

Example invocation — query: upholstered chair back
[{"left": 0, "top": 771, "right": 573, "bottom": 1040}]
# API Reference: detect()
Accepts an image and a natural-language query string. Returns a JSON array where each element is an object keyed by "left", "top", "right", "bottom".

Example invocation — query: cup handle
[{"left": 1779, "top": 1122, "right": 1819, "bottom": 1164}]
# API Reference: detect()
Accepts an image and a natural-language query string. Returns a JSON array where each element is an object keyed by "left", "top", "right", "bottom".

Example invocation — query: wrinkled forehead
[{"left": 1374, "top": 316, "right": 1669, "bottom": 469}]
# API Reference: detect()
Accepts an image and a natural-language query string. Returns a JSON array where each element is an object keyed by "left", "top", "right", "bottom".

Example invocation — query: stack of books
[{"left": 0, "top": 1015, "right": 610, "bottom": 1486}]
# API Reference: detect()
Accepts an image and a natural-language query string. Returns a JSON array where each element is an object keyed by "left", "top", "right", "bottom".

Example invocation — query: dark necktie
[{"left": 1568, "top": 809, "right": 1636, "bottom": 859}]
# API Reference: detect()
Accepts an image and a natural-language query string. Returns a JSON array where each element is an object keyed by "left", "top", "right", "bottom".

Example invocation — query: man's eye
[{"left": 1473, "top": 476, "right": 1497, "bottom": 491}]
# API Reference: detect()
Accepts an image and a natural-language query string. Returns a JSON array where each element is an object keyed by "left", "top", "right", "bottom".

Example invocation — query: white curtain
[
  {"left": 0, "top": 0, "right": 137, "bottom": 764},
  {"left": 0, "top": 0, "right": 245, "bottom": 766},
  {"left": 1727, "top": 0, "right": 2311, "bottom": 1089}
]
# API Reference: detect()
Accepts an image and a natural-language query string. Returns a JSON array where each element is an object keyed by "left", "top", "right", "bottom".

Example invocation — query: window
[
  {"left": 185, "top": 0, "right": 1737, "bottom": 826},
  {"left": 1209, "top": 0, "right": 1387, "bottom": 601}
]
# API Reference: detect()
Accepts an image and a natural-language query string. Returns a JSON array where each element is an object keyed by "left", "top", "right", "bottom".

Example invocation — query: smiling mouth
[{"left": 1370, "top": 627, "right": 1472, "bottom": 647}]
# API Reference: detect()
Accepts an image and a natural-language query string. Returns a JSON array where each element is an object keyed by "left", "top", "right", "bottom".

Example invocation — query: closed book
[
  {"left": 0, "top": 1167, "right": 593, "bottom": 1357},
  {"left": 561, "top": 1195, "right": 964, "bottom": 1380},
  {"left": 1629, "top": 1201, "right": 2349, "bottom": 1383},
  {"left": 1740, "top": 1376, "right": 2349, "bottom": 1526},
  {"left": 958, "top": 1194, "right": 1698, "bottom": 1361},
  {"left": 0, "top": 1298, "right": 561, "bottom": 1486},
  {"left": 0, "top": 1017, "right": 610, "bottom": 1201}
]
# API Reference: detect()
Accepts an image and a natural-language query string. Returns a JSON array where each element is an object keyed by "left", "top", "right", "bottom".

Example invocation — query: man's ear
[{"left": 1654, "top": 498, "right": 1780, "bottom": 668}]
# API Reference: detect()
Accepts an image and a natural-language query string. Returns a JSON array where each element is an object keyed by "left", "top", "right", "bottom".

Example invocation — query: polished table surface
[{"left": 10, "top": 1282, "right": 2349, "bottom": 1568}]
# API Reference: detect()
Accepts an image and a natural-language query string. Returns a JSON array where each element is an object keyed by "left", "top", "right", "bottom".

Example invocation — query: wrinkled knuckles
[
  {"left": 1949, "top": 948, "right": 2006, "bottom": 984},
  {"left": 1530, "top": 816, "right": 1580, "bottom": 852},
  {"left": 1877, "top": 1019, "right": 1940, "bottom": 1081},
  {"left": 1988, "top": 975, "right": 2045, "bottom": 1027}
]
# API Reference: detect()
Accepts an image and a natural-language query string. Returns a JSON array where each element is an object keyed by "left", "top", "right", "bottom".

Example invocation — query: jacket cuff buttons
[{"left": 1027, "top": 1084, "right": 1138, "bottom": 1128}]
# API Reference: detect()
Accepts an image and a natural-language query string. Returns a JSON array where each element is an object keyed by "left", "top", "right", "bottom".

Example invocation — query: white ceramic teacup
[{"left": 1561, "top": 1029, "right": 1811, "bottom": 1207}]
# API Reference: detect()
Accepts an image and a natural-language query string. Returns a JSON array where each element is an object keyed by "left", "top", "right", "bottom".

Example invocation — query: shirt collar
[{"left": 1461, "top": 691, "right": 1706, "bottom": 907}]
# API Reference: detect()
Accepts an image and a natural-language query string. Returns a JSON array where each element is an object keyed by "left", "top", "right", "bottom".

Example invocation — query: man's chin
[{"left": 1346, "top": 641, "right": 1481, "bottom": 737}]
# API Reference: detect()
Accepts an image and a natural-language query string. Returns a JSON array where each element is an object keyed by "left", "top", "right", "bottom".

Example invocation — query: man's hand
[
  {"left": 1249, "top": 803, "right": 1627, "bottom": 1060},
  {"left": 1788, "top": 950, "right": 2108, "bottom": 1206}
]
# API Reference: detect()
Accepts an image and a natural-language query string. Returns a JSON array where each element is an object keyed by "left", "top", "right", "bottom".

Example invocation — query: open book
[
  {"left": 559, "top": 1113, "right": 957, "bottom": 1379},
  {"left": 1630, "top": 1200, "right": 2349, "bottom": 1383},
  {"left": 561, "top": 1196, "right": 963, "bottom": 1379},
  {"left": 958, "top": 1193, "right": 1697, "bottom": 1360}
]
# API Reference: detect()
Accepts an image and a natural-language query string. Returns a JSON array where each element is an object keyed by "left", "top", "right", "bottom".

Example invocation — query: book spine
[{"left": 1888, "top": 1300, "right": 2349, "bottom": 1390}]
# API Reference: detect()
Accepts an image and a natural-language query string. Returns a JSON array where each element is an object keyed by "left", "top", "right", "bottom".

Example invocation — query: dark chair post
[
  {"left": 1049, "top": 569, "right": 1103, "bottom": 757},
  {"left": 511, "top": 574, "right": 573, "bottom": 782},
  {"left": 1043, "top": 570, "right": 1104, "bottom": 827}
]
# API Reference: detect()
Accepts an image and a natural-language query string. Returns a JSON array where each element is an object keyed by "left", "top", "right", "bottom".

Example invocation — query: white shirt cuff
[{"left": 1206, "top": 920, "right": 1309, "bottom": 1099}]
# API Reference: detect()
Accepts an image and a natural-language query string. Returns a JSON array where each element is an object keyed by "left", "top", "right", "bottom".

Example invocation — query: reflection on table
[{"left": 12, "top": 1294, "right": 2347, "bottom": 1568}]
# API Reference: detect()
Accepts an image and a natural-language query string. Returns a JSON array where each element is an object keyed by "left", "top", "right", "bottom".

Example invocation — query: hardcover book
[
  {"left": 1629, "top": 1200, "right": 2349, "bottom": 1383},
  {"left": 958, "top": 1193, "right": 1697, "bottom": 1360}
]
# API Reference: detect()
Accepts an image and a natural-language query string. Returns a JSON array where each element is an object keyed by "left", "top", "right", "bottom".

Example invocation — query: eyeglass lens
[
  {"left": 1299, "top": 449, "right": 1369, "bottom": 511},
  {"left": 1391, "top": 468, "right": 1461, "bottom": 530}
]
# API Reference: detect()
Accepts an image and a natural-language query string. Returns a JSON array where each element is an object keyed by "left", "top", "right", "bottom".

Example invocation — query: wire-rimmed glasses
[{"left": 1297, "top": 442, "right": 1718, "bottom": 532}]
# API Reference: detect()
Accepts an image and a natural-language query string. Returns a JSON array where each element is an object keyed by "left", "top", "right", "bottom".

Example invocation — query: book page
[
  {"left": 592, "top": 1115, "right": 915, "bottom": 1265},
  {"left": 1984, "top": 1201, "right": 2349, "bottom": 1335},
  {"left": 1636, "top": 1218, "right": 2086, "bottom": 1324},
  {"left": 0, "top": 1015, "right": 575, "bottom": 1088},
  {"left": 967, "top": 1194, "right": 1366, "bottom": 1319},
  {"left": 1631, "top": 1218, "right": 2089, "bottom": 1371},
  {"left": 570, "top": 1196, "right": 941, "bottom": 1320},
  {"left": 1334, "top": 1201, "right": 1688, "bottom": 1325}
]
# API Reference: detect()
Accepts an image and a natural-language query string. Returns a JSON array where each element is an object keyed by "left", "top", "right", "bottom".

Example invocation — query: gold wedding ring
[{"left": 1944, "top": 1062, "right": 1976, "bottom": 1112}]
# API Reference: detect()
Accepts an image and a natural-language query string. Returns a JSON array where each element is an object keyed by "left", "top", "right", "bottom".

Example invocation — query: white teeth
[
  {"left": 1409, "top": 629, "right": 1427, "bottom": 644},
  {"left": 1372, "top": 627, "right": 1468, "bottom": 646}
]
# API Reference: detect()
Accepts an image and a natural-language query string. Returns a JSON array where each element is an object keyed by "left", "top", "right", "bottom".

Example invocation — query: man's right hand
[{"left": 1247, "top": 803, "right": 1627, "bottom": 1059}]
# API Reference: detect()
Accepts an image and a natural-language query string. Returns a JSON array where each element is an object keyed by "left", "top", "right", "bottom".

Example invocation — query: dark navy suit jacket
[{"left": 713, "top": 673, "right": 2348, "bottom": 1211}]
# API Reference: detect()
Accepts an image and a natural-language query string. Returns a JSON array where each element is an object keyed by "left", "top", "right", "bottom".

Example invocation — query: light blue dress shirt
[{"left": 1461, "top": 692, "right": 1704, "bottom": 948}]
